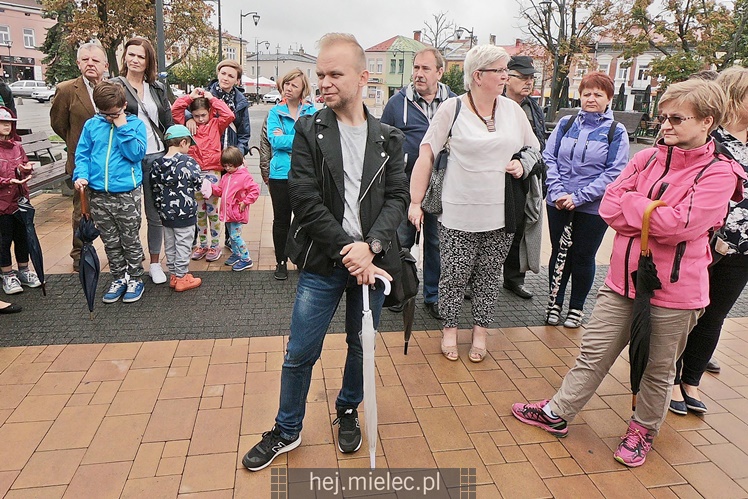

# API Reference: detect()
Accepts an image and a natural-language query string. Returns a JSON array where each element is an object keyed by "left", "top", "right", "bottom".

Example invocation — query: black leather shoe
[
  {"left": 706, "top": 357, "right": 721, "bottom": 373},
  {"left": 668, "top": 399, "right": 687, "bottom": 415},
  {"left": 503, "top": 282, "right": 533, "bottom": 299},
  {"left": 388, "top": 302, "right": 405, "bottom": 313},
  {"left": 424, "top": 302, "right": 442, "bottom": 320},
  {"left": 681, "top": 387, "right": 707, "bottom": 413}
]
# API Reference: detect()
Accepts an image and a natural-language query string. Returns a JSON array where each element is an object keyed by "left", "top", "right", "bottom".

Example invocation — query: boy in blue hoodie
[{"left": 73, "top": 81, "right": 147, "bottom": 304}]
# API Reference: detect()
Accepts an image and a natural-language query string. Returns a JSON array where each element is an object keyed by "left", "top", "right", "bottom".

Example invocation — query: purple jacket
[{"left": 543, "top": 108, "right": 629, "bottom": 214}]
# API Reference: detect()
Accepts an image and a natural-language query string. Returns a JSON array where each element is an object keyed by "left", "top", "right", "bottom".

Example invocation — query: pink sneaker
[
  {"left": 511, "top": 399, "right": 568, "bottom": 437},
  {"left": 206, "top": 247, "right": 222, "bottom": 262},
  {"left": 614, "top": 420, "right": 654, "bottom": 467},
  {"left": 191, "top": 247, "right": 208, "bottom": 260}
]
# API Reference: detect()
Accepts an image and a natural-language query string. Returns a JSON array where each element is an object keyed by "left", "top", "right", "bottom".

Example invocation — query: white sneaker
[
  {"left": 149, "top": 263, "right": 167, "bottom": 284},
  {"left": 17, "top": 268, "right": 42, "bottom": 288},
  {"left": 2, "top": 272, "right": 23, "bottom": 295}
]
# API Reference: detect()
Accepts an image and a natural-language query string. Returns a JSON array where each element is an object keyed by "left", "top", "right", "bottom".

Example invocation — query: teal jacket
[
  {"left": 73, "top": 114, "right": 147, "bottom": 193},
  {"left": 267, "top": 101, "right": 317, "bottom": 180}
]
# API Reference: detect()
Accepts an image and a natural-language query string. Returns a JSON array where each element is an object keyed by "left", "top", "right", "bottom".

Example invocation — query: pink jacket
[
  {"left": 211, "top": 166, "right": 260, "bottom": 224},
  {"left": 172, "top": 96, "right": 234, "bottom": 171},
  {"left": 0, "top": 139, "right": 30, "bottom": 215},
  {"left": 600, "top": 139, "right": 745, "bottom": 309}
]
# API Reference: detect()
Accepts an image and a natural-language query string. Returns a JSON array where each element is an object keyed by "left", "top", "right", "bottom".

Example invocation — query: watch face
[{"left": 370, "top": 239, "right": 382, "bottom": 254}]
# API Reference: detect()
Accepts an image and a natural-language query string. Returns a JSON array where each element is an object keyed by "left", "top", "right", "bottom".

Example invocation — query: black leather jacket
[
  {"left": 112, "top": 77, "right": 174, "bottom": 139},
  {"left": 286, "top": 105, "right": 409, "bottom": 276}
]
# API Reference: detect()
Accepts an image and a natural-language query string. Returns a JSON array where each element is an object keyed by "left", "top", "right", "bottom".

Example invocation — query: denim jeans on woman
[{"left": 275, "top": 266, "right": 385, "bottom": 440}]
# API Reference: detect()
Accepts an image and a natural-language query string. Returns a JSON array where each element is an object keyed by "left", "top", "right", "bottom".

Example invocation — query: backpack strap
[{"left": 554, "top": 113, "right": 578, "bottom": 156}]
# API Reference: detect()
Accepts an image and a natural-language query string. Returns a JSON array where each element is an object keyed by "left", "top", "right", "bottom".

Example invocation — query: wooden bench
[
  {"left": 27, "top": 159, "right": 69, "bottom": 194},
  {"left": 22, "top": 131, "right": 58, "bottom": 164}
]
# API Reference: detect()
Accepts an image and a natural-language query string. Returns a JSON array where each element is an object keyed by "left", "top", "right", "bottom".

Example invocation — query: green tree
[
  {"left": 40, "top": 1, "right": 79, "bottom": 84},
  {"left": 611, "top": 0, "right": 740, "bottom": 85},
  {"left": 170, "top": 51, "right": 220, "bottom": 88},
  {"left": 42, "top": 0, "right": 215, "bottom": 75},
  {"left": 441, "top": 65, "right": 464, "bottom": 95}
]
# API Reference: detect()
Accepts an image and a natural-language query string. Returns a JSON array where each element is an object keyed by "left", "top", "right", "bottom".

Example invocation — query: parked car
[
  {"left": 262, "top": 90, "right": 282, "bottom": 104},
  {"left": 32, "top": 86, "right": 56, "bottom": 103},
  {"left": 8, "top": 80, "right": 49, "bottom": 98}
]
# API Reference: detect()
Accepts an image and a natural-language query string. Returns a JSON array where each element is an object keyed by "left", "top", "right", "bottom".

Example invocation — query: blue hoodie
[
  {"left": 73, "top": 114, "right": 147, "bottom": 193},
  {"left": 543, "top": 108, "right": 629, "bottom": 215},
  {"left": 267, "top": 101, "right": 317, "bottom": 180}
]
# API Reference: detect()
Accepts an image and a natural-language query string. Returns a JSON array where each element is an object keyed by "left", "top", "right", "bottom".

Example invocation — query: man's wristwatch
[{"left": 367, "top": 238, "right": 383, "bottom": 255}]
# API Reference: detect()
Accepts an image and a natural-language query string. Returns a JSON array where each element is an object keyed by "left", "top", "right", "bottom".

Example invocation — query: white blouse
[{"left": 421, "top": 95, "right": 540, "bottom": 232}]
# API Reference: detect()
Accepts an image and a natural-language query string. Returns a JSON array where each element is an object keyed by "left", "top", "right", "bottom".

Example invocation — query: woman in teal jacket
[{"left": 267, "top": 69, "right": 317, "bottom": 280}]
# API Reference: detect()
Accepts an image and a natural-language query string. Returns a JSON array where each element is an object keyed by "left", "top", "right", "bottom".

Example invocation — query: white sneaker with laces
[
  {"left": 149, "top": 263, "right": 167, "bottom": 284},
  {"left": 2, "top": 272, "right": 23, "bottom": 295},
  {"left": 17, "top": 268, "right": 41, "bottom": 288}
]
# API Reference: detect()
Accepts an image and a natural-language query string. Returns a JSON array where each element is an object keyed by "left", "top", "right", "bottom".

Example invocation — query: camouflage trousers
[{"left": 89, "top": 188, "right": 145, "bottom": 280}]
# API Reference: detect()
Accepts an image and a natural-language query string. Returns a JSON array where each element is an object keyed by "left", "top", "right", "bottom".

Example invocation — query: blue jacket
[
  {"left": 267, "top": 101, "right": 317, "bottom": 180},
  {"left": 150, "top": 152, "right": 203, "bottom": 228},
  {"left": 206, "top": 80, "right": 251, "bottom": 155},
  {"left": 73, "top": 114, "right": 147, "bottom": 193},
  {"left": 380, "top": 83, "right": 456, "bottom": 175},
  {"left": 543, "top": 108, "right": 629, "bottom": 215}
]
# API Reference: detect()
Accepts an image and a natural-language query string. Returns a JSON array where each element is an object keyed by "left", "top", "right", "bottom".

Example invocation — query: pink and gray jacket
[
  {"left": 211, "top": 166, "right": 260, "bottom": 224},
  {"left": 600, "top": 139, "right": 745, "bottom": 309}
]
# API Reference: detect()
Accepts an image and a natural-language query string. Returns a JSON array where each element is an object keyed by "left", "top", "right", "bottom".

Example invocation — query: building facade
[
  {"left": 246, "top": 47, "right": 317, "bottom": 92},
  {"left": 0, "top": 0, "right": 55, "bottom": 81}
]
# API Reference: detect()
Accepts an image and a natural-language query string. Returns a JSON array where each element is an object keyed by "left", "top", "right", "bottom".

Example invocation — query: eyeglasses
[
  {"left": 98, "top": 110, "right": 123, "bottom": 118},
  {"left": 480, "top": 68, "right": 509, "bottom": 74},
  {"left": 656, "top": 114, "right": 696, "bottom": 126},
  {"left": 508, "top": 74, "right": 534, "bottom": 81}
]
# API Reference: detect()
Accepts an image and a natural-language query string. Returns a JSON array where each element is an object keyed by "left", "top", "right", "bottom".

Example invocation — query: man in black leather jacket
[{"left": 242, "top": 33, "right": 409, "bottom": 472}]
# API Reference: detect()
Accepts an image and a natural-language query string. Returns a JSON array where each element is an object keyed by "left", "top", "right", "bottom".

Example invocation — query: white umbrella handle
[{"left": 362, "top": 275, "right": 391, "bottom": 312}]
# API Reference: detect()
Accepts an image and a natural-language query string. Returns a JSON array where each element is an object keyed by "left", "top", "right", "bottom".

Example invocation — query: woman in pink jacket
[
  {"left": 512, "top": 79, "right": 745, "bottom": 468},
  {"left": 210, "top": 147, "right": 260, "bottom": 271}
]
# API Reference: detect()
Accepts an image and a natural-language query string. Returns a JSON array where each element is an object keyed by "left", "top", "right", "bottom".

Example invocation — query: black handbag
[{"left": 422, "top": 99, "right": 461, "bottom": 215}]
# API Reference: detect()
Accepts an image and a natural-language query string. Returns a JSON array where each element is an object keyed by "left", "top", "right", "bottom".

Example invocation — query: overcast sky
[{"left": 213, "top": 0, "right": 528, "bottom": 57}]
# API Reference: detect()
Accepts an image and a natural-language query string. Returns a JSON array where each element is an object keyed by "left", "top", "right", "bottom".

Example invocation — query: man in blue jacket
[{"left": 380, "top": 47, "right": 455, "bottom": 320}]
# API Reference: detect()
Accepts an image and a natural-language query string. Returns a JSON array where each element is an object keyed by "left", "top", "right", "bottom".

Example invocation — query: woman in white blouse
[{"left": 409, "top": 45, "right": 540, "bottom": 362}]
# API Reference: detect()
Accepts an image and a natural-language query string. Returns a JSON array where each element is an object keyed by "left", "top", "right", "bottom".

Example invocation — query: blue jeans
[
  {"left": 275, "top": 266, "right": 385, "bottom": 440},
  {"left": 397, "top": 211, "right": 439, "bottom": 304}
]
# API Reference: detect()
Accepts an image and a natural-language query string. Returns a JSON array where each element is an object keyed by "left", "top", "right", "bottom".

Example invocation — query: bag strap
[
  {"left": 118, "top": 77, "right": 165, "bottom": 144},
  {"left": 447, "top": 98, "right": 462, "bottom": 139}
]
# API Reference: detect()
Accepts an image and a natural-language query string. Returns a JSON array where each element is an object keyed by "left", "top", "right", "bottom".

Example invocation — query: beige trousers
[{"left": 549, "top": 285, "right": 702, "bottom": 434}]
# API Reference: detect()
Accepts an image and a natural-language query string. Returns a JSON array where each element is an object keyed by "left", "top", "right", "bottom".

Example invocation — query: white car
[
  {"left": 262, "top": 90, "right": 281, "bottom": 104},
  {"left": 8, "top": 80, "right": 49, "bottom": 98},
  {"left": 32, "top": 86, "right": 56, "bottom": 102}
]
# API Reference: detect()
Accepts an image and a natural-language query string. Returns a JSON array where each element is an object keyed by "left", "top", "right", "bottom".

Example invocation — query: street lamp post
[
  {"left": 239, "top": 11, "right": 260, "bottom": 73},
  {"left": 454, "top": 26, "right": 475, "bottom": 49},
  {"left": 255, "top": 39, "right": 270, "bottom": 99},
  {"left": 155, "top": 0, "right": 166, "bottom": 82},
  {"left": 0, "top": 41, "right": 13, "bottom": 82},
  {"left": 275, "top": 43, "right": 280, "bottom": 80}
]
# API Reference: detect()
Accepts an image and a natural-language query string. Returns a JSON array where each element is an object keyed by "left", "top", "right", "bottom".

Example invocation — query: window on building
[
  {"left": 23, "top": 28, "right": 34, "bottom": 48},
  {"left": 251, "top": 66, "right": 255, "bottom": 76},
  {"left": 368, "top": 59, "right": 375, "bottom": 73},
  {"left": 376, "top": 59, "right": 383, "bottom": 73},
  {"left": 398, "top": 59, "right": 404, "bottom": 74},
  {"left": 575, "top": 61, "right": 588, "bottom": 78},
  {"left": 0, "top": 26, "right": 9, "bottom": 43},
  {"left": 617, "top": 64, "right": 630, "bottom": 80},
  {"left": 225, "top": 46, "right": 236, "bottom": 60},
  {"left": 368, "top": 86, "right": 377, "bottom": 99},
  {"left": 637, "top": 64, "right": 650, "bottom": 81},
  {"left": 390, "top": 59, "right": 396, "bottom": 74},
  {"left": 597, "top": 63, "right": 609, "bottom": 75}
]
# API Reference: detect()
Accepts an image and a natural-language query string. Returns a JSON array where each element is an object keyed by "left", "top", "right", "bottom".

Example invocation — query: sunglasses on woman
[{"left": 656, "top": 114, "right": 696, "bottom": 126}]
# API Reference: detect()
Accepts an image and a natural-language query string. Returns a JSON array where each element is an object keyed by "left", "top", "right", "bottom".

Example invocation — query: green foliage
[
  {"left": 40, "top": 1, "right": 79, "bottom": 84},
  {"left": 170, "top": 51, "right": 220, "bottom": 88},
  {"left": 441, "top": 66, "right": 464, "bottom": 95}
]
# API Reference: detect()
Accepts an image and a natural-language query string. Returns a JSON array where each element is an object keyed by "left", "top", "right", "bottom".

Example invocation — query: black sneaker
[
  {"left": 274, "top": 261, "right": 288, "bottom": 280},
  {"left": 334, "top": 408, "right": 361, "bottom": 453},
  {"left": 242, "top": 426, "right": 301, "bottom": 471}
]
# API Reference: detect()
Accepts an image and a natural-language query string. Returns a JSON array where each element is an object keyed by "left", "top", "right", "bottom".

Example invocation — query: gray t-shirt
[{"left": 338, "top": 120, "right": 368, "bottom": 241}]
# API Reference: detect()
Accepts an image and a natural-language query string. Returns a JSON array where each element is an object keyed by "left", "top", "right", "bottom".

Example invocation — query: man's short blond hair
[
  {"left": 415, "top": 48, "right": 445, "bottom": 70},
  {"left": 318, "top": 33, "right": 366, "bottom": 71},
  {"left": 659, "top": 79, "right": 727, "bottom": 133}
]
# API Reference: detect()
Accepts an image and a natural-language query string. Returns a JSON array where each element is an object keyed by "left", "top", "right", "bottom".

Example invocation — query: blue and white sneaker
[
  {"left": 122, "top": 279, "right": 145, "bottom": 303},
  {"left": 224, "top": 254, "right": 241, "bottom": 266},
  {"left": 232, "top": 258, "right": 253, "bottom": 272},
  {"left": 102, "top": 278, "right": 128, "bottom": 303}
]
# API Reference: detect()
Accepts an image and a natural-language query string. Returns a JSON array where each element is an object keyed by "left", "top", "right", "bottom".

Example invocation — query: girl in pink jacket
[
  {"left": 512, "top": 79, "right": 745, "bottom": 468},
  {"left": 210, "top": 147, "right": 260, "bottom": 271}
]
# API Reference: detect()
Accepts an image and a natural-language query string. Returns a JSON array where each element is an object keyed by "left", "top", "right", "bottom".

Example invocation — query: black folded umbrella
[
  {"left": 399, "top": 245, "right": 419, "bottom": 355},
  {"left": 75, "top": 190, "right": 101, "bottom": 319},
  {"left": 629, "top": 200, "right": 667, "bottom": 410},
  {"left": 14, "top": 197, "right": 45, "bottom": 296}
]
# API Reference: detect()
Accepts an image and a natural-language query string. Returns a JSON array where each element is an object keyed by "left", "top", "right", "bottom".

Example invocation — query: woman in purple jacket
[{"left": 543, "top": 72, "right": 629, "bottom": 328}]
